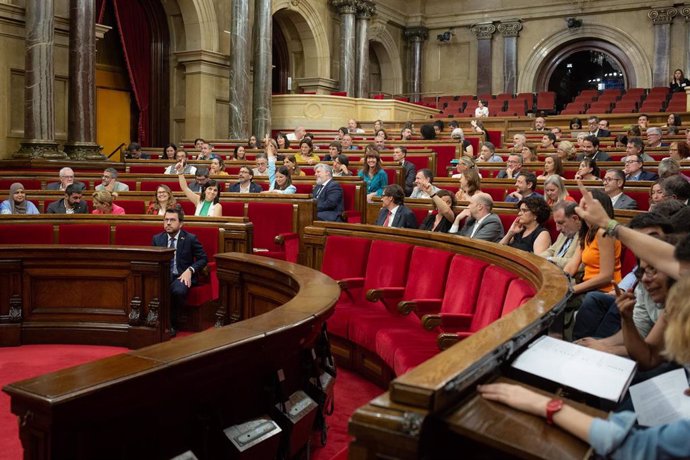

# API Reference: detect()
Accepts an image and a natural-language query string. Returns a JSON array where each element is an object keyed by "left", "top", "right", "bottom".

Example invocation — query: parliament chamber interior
[{"left": 1, "top": 0, "right": 690, "bottom": 459}]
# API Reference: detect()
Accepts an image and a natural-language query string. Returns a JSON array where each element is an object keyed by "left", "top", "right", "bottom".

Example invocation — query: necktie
[
  {"left": 169, "top": 237, "right": 177, "bottom": 275},
  {"left": 382, "top": 210, "right": 391, "bottom": 227},
  {"left": 557, "top": 237, "right": 572, "bottom": 258},
  {"left": 314, "top": 185, "right": 323, "bottom": 199}
]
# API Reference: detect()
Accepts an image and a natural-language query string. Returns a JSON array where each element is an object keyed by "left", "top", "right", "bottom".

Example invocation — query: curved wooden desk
[{"left": 2, "top": 253, "right": 339, "bottom": 459}]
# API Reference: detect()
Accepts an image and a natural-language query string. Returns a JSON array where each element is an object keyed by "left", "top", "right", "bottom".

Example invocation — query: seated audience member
[
  {"left": 358, "top": 146, "right": 388, "bottom": 201},
  {"left": 393, "top": 146, "right": 416, "bottom": 195},
  {"left": 295, "top": 139, "right": 320, "bottom": 165},
  {"left": 477, "top": 142, "right": 503, "bottom": 163},
  {"left": 604, "top": 169, "right": 638, "bottom": 210},
  {"left": 263, "top": 146, "right": 296, "bottom": 195},
  {"left": 628, "top": 124, "right": 643, "bottom": 137},
  {"left": 497, "top": 153, "right": 523, "bottom": 179},
  {"left": 506, "top": 172, "right": 543, "bottom": 203},
  {"left": 162, "top": 143, "right": 177, "bottom": 160},
  {"left": 373, "top": 119, "right": 384, "bottom": 133},
  {"left": 176, "top": 164, "right": 222, "bottom": 217},
  {"left": 625, "top": 137, "right": 654, "bottom": 162},
  {"left": 543, "top": 174, "right": 575, "bottom": 207},
  {"left": 576, "top": 135, "right": 610, "bottom": 161},
  {"left": 658, "top": 157, "right": 681, "bottom": 179},
  {"left": 533, "top": 116, "right": 547, "bottom": 132},
  {"left": 193, "top": 138, "right": 205, "bottom": 150},
  {"left": 91, "top": 190, "right": 125, "bottom": 215},
  {"left": 419, "top": 189, "right": 456, "bottom": 233},
  {"left": 313, "top": 163, "right": 344, "bottom": 222},
  {"left": 433, "top": 120, "right": 445, "bottom": 135},
  {"left": 569, "top": 117, "right": 582, "bottom": 130},
  {"left": 665, "top": 113, "right": 682, "bottom": 135},
  {"left": 455, "top": 168, "right": 481, "bottom": 202},
  {"left": 551, "top": 126, "right": 563, "bottom": 140},
  {"left": 500, "top": 196, "right": 552, "bottom": 253},
  {"left": 649, "top": 180, "right": 665, "bottom": 209},
  {"left": 670, "top": 68, "right": 690, "bottom": 92},
  {"left": 286, "top": 126, "right": 306, "bottom": 142},
  {"left": 146, "top": 185, "right": 178, "bottom": 216},
  {"left": 335, "top": 126, "right": 348, "bottom": 141},
  {"left": 539, "top": 132, "right": 557, "bottom": 150},
  {"left": 374, "top": 130, "right": 387, "bottom": 151},
  {"left": 574, "top": 132, "right": 587, "bottom": 149},
  {"left": 573, "top": 215, "right": 674, "bottom": 346},
  {"left": 342, "top": 133, "right": 359, "bottom": 151},
  {"left": 669, "top": 141, "right": 690, "bottom": 163},
  {"left": 478, "top": 274, "right": 690, "bottom": 460},
  {"left": 247, "top": 135, "right": 258, "bottom": 149},
  {"left": 661, "top": 174, "right": 690, "bottom": 204},
  {"left": 624, "top": 153, "right": 658, "bottom": 181},
  {"left": 451, "top": 127, "right": 474, "bottom": 157},
  {"left": 188, "top": 168, "right": 210, "bottom": 193},
  {"left": 420, "top": 124, "right": 436, "bottom": 140},
  {"left": 598, "top": 118, "right": 610, "bottom": 130},
  {"left": 347, "top": 118, "right": 364, "bottom": 134},
  {"left": 521, "top": 144, "right": 538, "bottom": 163},
  {"left": 539, "top": 201, "right": 581, "bottom": 269},
  {"left": 252, "top": 153, "right": 269, "bottom": 177},
  {"left": 232, "top": 145, "right": 246, "bottom": 161},
  {"left": 511, "top": 133, "right": 527, "bottom": 152},
  {"left": 614, "top": 134, "right": 628, "bottom": 148},
  {"left": 124, "top": 142, "right": 149, "bottom": 159},
  {"left": 450, "top": 192, "right": 504, "bottom": 242},
  {"left": 400, "top": 126, "right": 413, "bottom": 141},
  {"left": 376, "top": 184, "right": 417, "bottom": 229},
  {"left": 152, "top": 207, "right": 208, "bottom": 335},
  {"left": 587, "top": 115, "right": 610, "bottom": 138},
  {"left": 164, "top": 150, "right": 196, "bottom": 175},
  {"left": 537, "top": 155, "right": 563, "bottom": 180},
  {"left": 209, "top": 155, "right": 229, "bottom": 176},
  {"left": 197, "top": 142, "right": 213, "bottom": 161},
  {"left": 0, "top": 183, "right": 39, "bottom": 215},
  {"left": 276, "top": 132, "right": 291, "bottom": 149},
  {"left": 561, "top": 189, "right": 621, "bottom": 339},
  {"left": 47, "top": 183, "right": 88, "bottom": 214},
  {"left": 325, "top": 141, "right": 342, "bottom": 161},
  {"left": 284, "top": 155, "right": 306, "bottom": 177},
  {"left": 474, "top": 99, "right": 489, "bottom": 118},
  {"left": 332, "top": 154, "right": 352, "bottom": 177},
  {"left": 96, "top": 168, "right": 130, "bottom": 192},
  {"left": 555, "top": 140, "right": 576, "bottom": 161},
  {"left": 46, "top": 167, "right": 85, "bottom": 191},
  {"left": 228, "top": 166, "right": 263, "bottom": 194},
  {"left": 574, "top": 157, "right": 601, "bottom": 181},
  {"left": 410, "top": 169, "right": 440, "bottom": 199},
  {"left": 470, "top": 119, "right": 487, "bottom": 139},
  {"left": 451, "top": 156, "right": 479, "bottom": 179},
  {"left": 646, "top": 127, "right": 664, "bottom": 148}
]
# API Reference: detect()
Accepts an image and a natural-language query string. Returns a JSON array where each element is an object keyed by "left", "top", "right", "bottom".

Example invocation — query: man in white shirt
[
  {"left": 286, "top": 126, "right": 306, "bottom": 142},
  {"left": 252, "top": 153, "right": 269, "bottom": 177},
  {"left": 409, "top": 169, "right": 440, "bottom": 199},
  {"left": 164, "top": 151, "right": 197, "bottom": 175},
  {"left": 347, "top": 118, "right": 364, "bottom": 134},
  {"left": 603, "top": 169, "right": 637, "bottom": 210}
]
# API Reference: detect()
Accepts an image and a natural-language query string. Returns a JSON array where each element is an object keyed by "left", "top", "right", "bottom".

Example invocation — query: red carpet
[{"left": 0, "top": 344, "right": 381, "bottom": 460}]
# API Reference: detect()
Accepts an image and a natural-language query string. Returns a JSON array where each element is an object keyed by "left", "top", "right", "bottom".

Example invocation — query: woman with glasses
[{"left": 499, "top": 196, "right": 552, "bottom": 254}]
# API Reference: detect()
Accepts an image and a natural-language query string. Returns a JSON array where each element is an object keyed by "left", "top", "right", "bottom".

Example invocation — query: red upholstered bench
[
  {"left": 0, "top": 224, "right": 53, "bottom": 244},
  {"left": 247, "top": 202, "right": 299, "bottom": 263},
  {"left": 0, "top": 179, "right": 43, "bottom": 190},
  {"left": 58, "top": 224, "right": 111, "bottom": 245},
  {"left": 141, "top": 180, "right": 181, "bottom": 192}
]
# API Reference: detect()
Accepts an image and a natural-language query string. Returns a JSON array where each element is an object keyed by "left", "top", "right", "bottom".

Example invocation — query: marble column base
[
  {"left": 14, "top": 140, "right": 66, "bottom": 159},
  {"left": 63, "top": 142, "right": 104, "bottom": 160}
]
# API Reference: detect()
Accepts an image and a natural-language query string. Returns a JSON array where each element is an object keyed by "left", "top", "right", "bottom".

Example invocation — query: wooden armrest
[
  {"left": 274, "top": 232, "right": 299, "bottom": 246},
  {"left": 437, "top": 333, "right": 463, "bottom": 350},
  {"left": 398, "top": 299, "right": 442, "bottom": 316},
  {"left": 421, "top": 314, "right": 441, "bottom": 331},
  {"left": 366, "top": 287, "right": 405, "bottom": 302},
  {"left": 337, "top": 277, "right": 364, "bottom": 291}
]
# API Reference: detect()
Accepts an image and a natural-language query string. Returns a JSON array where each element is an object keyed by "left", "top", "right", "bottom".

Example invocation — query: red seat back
[
  {"left": 339, "top": 182, "right": 358, "bottom": 213},
  {"left": 247, "top": 202, "right": 295, "bottom": 250},
  {"left": 0, "top": 224, "right": 53, "bottom": 244},
  {"left": 441, "top": 255, "right": 488, "bottom": 315},
  {"left": 0, "top": 179, "right": 43, "bottom": 190},
  {"left": 502, "top": 279, "right": 536, "bottom": 316},
  {"left": 220, "top": 201, "right": 245, "bottom": 217},
  {"left": 141, "top": 181, "right": 181, "bottom": 192},
  {"left": 113, "top": 224, "right": 161, "bottom": 246},
  {"left": 116, "top": 200, "right": 146, "bottom": 214},
  {"left": 468, "top": 265, "right": 517, "bottom": 332},
  {"left": 404, "top": 247, "right": 453, "bottom": 300},
  {"left": 321, "top": 235, "right": 371, "bottom": 280},
  {"left": 58, "top": 224, "right": 110, "bottom": 245},
  {"left": 184, "top": 226, "right": 219, "bottom": 258},
  {"left": 363, "top": 240, "right": 413, "bottom": 292}
]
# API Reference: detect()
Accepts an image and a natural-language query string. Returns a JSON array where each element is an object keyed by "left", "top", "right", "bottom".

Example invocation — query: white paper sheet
[{"left": 629, "top": 368, "right": 690, "bottom": 426}]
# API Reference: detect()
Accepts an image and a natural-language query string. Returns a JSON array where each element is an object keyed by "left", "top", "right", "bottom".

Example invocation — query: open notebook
[{"left": 511, "top": 335, "right": 637, "bottom": 402}]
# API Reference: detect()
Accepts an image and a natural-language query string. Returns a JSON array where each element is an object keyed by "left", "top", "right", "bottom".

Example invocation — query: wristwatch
[{"left": 546, "top": 398, "right": 564, "bottom": 425}]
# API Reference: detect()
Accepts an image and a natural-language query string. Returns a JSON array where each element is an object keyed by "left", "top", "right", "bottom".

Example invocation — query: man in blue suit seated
[
  {"left": 228, "top": 166, "right": 263, "bottom": 193},
  {"left": 624, "top": 153, "right": 659, "bottom": 181},
  {"left": 375, "top": 184, "right": 418, "bottom": 229},
  {"left": 152, "top": 208, "right": 208, "bottom": 336},
  {"left": 313, "top": 163, "right": 344, "bottom": 221}
]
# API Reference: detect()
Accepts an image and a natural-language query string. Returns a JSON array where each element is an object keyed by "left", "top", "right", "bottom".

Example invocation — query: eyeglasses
[
  {"left": 635, "top": 266, "right": 658, "bottom": 279},
  {"left": 517, "top": 207, "right": 531, "bottom": 214},
  {"left": 602, "top": 177, "right": 620, "bottom": 182},
  {"left": 624, "top": 160, "right": 640, "bottom": 164}
]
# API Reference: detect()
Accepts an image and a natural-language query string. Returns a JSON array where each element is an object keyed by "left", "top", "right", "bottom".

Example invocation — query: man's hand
[
  {"left": 615, "top": 291, "right": 636, "bottom": 321},
  {"left": 508, "top": 191, "right": 522, "bottom": 201},
  {"left": 178, "top": 269, "right": 193, "bottom": 287},
  {"left": 574, "top": 180, "right": 610, "bottom": 228}
]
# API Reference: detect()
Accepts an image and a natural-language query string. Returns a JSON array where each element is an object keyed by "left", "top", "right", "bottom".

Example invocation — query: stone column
[
  {"left": 252, "top": 0, "right": 272, "bottom": 139},
  {"left": 64, "top": 0, "right": 103, "bottom": 160},
  {"left": 354, "top": 0, "right": 375, "bottom": 98},
  {"left": 470, "top": 23, "right": 496, "bottom": 96},
  {"left": 330, "top": 0, "right": 357, "bottom": 96},
  {"left": 15, "top": 0, "right": 65, "bottom": 159},
  {"left": 497, "top": 20, "right": 522, "bottom": 95},
  {"left": 680, "top": 6, "right": 690, "bottom": 79},
  {"left": 228, "top": 0, "right": 250, "bottom": 139},
  {"left": 403, "top": 27, "right": 428, "bottom": 103},
  {"left": 648, "top": 7, "right": 677, "bottom": 88}
]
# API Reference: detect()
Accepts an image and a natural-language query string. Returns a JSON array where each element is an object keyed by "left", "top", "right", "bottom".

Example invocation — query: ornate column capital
[
  {"left": 497, "top": 20, "right": 522, "bottom": 37},
  {"left": 648, "top": 7, "right": 677, "bottom": 25},
  {"left": 470, "top": 23, "right": 496, "bottom": 40},
  {"left": 330, "top": 0, "right": 358, "bottom": 15},
  {"left": 356, "top": 0, "right": 376, "bottom": 18},
  {"left": 679, "top": 6, "right": 690, "bottom": 21},
  {"left": 404, "top": 26, "right": 429, "bottom": 42}
]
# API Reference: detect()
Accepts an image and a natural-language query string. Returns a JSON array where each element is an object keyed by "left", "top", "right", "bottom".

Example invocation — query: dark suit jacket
[
  {"left": 613, "top": 193, "right": 638, "bottom": 210},
  {"left": 314, "top": 180, "right": 344, "bottom": 221},
  {"left": 45, "top": 181, "right": 86, "bottom": 191},
  {"left": 375, "top": 205, "right": 417, "bottom": 229},
  {"left": 591, "top": 128, "right": 611, "bottom": 138},
  {"left": 575, "top": 150, "right": 610, "bottom": 162},
  {"left": 228, "top": 181, "right": 263, "bottom": 193},
  {"left": 458, "top": 213, "right": 504, "bottom": 242},
  {"left": 152, "top": 229, "right": 207, "bottom": 279},
  {"left": 402, "top": 161, "right": 416, "bottom": 196},
  {"left": 628, "top": 170, "right": 659, "bottom": 181},
  {"left": 46, "top": 198, "right": 89, "bottom": 214}
]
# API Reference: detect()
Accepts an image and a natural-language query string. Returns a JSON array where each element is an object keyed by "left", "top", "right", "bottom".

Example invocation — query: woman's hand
[
  {"left": 615, "top": 291, "right": 636, "bottom": 321},
  {"left": 508, "top": 217, "right": 524, "bottom": 235},
  {"left": 478, "top": 383, "right": 550, "bottom": 418}
]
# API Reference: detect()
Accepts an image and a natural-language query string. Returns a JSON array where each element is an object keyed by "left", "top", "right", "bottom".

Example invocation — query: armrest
[
  {"left": 337, "top": 277, "right": 364, "bottom": 291},
  {"left": 421, "top": 314, "right": 441, "bottom": 331},
  {"left": 437, "top": 333, "right": 462, "bottom": 350},
  {"left": 366, "top": 287, "right": 405, "bottom": 302},
  {"left": 342, "top": 210, "right": 361, "bottom": 223},
  {"left": 274, "top": 232, "right": 299, "bottom": 245},
  {"left": 398, "top": 298, "right": 442, "bottom": 316},
  {"left": 274, "top": 232, "right": 300, "bottom": 263}
]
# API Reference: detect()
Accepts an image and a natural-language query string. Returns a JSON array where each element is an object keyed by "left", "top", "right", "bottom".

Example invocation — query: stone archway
[
  {"left": 519, "top": 24, "right": 652, "bottom": 93},
  {"left": 369, "top": 21, "right": 403, "bottom": 95}
]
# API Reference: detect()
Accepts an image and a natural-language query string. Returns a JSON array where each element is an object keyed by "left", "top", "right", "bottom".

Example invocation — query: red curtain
[
  {"left": 96, "top": 0, "right": 106, "bottom": 22},
  {"left": 110, "top": 0, "right": 151, "bottom": 146}
]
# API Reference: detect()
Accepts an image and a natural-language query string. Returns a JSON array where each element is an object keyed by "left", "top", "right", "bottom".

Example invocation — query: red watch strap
[{"left": 546, "top": 398, "right": 564, "bottom": 425}]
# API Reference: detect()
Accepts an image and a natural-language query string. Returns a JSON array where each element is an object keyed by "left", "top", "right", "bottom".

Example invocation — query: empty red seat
[
  {"left": 0, "top": 224, "right": 53, "bottom": 244},
  {"left": 58, "top": 224, "right": 111, "bottom": 245},
  {"left": 247, "top": 202, "right": 299, "bottom": 262}
]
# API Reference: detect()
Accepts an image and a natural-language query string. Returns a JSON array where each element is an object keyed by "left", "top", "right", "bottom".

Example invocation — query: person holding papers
[{"left": 478, "top": 276, "right": 690, "bottom": 459}]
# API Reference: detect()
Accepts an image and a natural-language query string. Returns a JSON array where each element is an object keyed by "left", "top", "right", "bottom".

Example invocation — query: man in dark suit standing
[
  {"left": 393, "top": 146, "right": 416, "bottom": 196},
  {"left": 375, "top": 184, "right": 417, "bottom": 229},
  {"left": 451, "top": 192, "right": 504, "bottom": 242},
  {"left": 313, "top": 163, "right": 344, "bottom": 221},
  {"left": 587, "top": 116, "right": 611, "bottom": 138},
  {"left": 152, "top": 208, "right": 207, "bottom": 335},
  {"left": 46, "top": 183, "right": 89, "bottom": 214}
]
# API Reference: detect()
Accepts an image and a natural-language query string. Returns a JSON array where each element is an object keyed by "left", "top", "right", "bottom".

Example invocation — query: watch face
[{"left": 547, "top": 399, "right": 563, "bottom": 411}]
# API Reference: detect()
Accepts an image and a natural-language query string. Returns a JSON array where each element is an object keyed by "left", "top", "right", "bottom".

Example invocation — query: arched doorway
[
  {"left": 273, "top": 21, "right": 289, "bottom": 94},
  {"left": 369, "top": 46, "right": 382, "bottom": 94}
]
